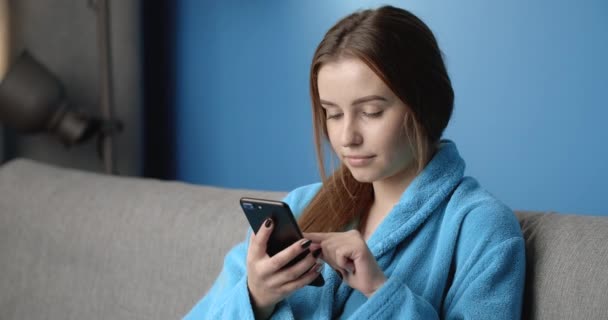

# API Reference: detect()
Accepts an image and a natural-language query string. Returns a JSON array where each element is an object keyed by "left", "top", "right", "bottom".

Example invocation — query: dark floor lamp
[
  {"left": 0, "top": 52, "right": 101, "bottom": 146},
  {"left": 0, "top": 0, "right": 121, "bottom": 174}
]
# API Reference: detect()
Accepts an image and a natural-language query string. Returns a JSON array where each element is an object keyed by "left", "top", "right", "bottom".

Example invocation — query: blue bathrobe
[{"left": 184, "top": 141, "right": 525, "bottom": 319}]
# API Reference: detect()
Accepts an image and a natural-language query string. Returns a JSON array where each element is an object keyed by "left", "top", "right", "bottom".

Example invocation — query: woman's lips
[{"left": 344, "top": 155, "right": 375, "bottom": 167}]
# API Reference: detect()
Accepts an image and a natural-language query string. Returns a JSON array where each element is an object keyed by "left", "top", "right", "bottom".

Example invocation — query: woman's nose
[{"left": 341, "top": 119, "right": 362, "bottom": 148}]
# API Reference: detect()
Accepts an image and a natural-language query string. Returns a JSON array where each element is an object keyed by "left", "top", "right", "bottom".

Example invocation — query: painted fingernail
[
  {"left": 312, "top": 248, "right": 322, "bottom": 258},
  {"left": 301, "top": 239, "right": 312, "bottom": 249},
  {"left": 315, "top": 263, "right": 324, "bottom": 273},
  {"left": 265, "top": 219, "right": 272, "bottom": 228}
]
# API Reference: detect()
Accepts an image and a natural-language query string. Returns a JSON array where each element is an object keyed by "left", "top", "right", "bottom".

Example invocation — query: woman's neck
[
  {"left": 359, "top": 163, "right": 418, "bottom": 240},
  {"left": 360, "top": 147, "right": 437, "bottom": 239},
  {"left": 371, "top": 163, "right": 418, "bottom": 211},
  {"left": 371, "top": 146, "right": 437, "bottom": 210}
]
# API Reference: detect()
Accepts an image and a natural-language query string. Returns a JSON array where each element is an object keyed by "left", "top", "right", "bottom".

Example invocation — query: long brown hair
[{"left": 298, "top": 6, "right": 454, "bottom": 232}]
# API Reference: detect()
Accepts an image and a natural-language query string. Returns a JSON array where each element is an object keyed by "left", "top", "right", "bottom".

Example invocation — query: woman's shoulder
[
  {"left": 282, "top": 182, "right": 323, "bottom": 218},
  {"left": 446, "top": 176, "right": 522, "bottom": 242}
]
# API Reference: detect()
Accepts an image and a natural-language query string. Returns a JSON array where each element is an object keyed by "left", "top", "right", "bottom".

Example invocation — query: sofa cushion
[
  {"left": 0, "top": 158, "right": 286, "bottom": 320},
  {"left": 515, "top": 211, "right": 608, "bottom": 319}
]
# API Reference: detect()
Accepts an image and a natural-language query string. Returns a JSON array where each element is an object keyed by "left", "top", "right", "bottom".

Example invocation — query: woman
[{"left": 185, "top": 5, "right": 525, "bottom": 319}]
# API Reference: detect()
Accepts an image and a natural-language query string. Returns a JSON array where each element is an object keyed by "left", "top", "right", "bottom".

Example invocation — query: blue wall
[{"left": 175, "top": 0, "right": 608, "bottom": 216}]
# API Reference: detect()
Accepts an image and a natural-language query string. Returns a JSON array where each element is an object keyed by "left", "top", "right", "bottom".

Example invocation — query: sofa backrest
[
  {"left": 0, "top": 158, "right": 285, "bottom": 320},
  {"left": 515, "top": 211, "right": 608, "bottom": 319}
]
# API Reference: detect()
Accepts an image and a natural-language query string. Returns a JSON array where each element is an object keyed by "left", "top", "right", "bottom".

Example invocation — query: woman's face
[{"left": 317, "top": 57, "right": 415, "bottom": 184}]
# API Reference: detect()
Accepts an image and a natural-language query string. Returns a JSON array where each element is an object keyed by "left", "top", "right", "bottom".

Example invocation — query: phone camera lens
[
  {"left": 243, "top": 203, "right": 254, "bottom": 210},
  {"left": 257, "top": 205, "right": 262, "bottom": 210}
]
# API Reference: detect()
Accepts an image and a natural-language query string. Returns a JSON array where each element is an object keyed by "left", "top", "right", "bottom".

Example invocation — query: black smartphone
[{"left": 240, "top": 197, "right": 324, "bottom": 287}]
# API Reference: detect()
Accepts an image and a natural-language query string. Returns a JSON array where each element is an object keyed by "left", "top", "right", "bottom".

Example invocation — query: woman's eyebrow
[
  {"left": 319, "top": 99, "right": 338, "bottom": 107},
  {"left": 320, "top": 95, "right": 388, "bottom": 107},
  {"left": 352, "top": 95, "right": 388, "bottom": 105}
]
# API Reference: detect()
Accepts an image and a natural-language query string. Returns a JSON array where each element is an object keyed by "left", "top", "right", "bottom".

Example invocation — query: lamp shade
[{"left": 0, "top": 52, "right": 98, "bottom": 145}]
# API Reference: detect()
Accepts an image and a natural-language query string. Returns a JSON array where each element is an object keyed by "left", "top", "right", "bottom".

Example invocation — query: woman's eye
[
  {"left": 326, "top": 113, "right": 343, "bottom": 120},
  {"left": 363, "top": 111, "right": 383, "bottom": 118}
]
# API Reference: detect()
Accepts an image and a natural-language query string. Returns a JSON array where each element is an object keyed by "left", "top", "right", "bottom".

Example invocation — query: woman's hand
[
  {"left": 304, "top": 230, "right": 386, "bottom": 298},
  {"left": 247, "top": 219, "right": 323, "bottom": 319}
]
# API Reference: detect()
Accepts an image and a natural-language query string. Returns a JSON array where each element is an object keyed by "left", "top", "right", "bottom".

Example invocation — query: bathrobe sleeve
[
  {"left": 349, "top": 205, "right": 525, "bottom": 319},
  {"left": 358, "top": 239, "right": 524, "bottom": 319},
  {"left": 182, "top": 232, "right": 298, "bottom": 319},
  {"left": 441, "top": 205, "right": 526, "bottom": 319},
  {"left": 442, "top": 237, "right": 525, "bottom": 319},
  {"left": 354, "top": 276, "right": 442, "bottom": 319}
]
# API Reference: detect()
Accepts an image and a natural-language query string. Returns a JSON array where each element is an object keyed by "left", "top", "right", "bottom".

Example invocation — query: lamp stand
[{"left": 90, "top": 0, "right": 118, "bottom": 174}]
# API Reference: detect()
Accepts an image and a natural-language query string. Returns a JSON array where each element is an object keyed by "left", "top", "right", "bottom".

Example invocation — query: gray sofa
[{"left": 0, "top": 158, "right": 607, "bottom": 319}]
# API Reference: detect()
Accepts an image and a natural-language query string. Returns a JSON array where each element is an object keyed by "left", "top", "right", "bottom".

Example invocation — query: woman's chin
[{"left": 348, "top": 170, "right": 378, "bottom": 183}]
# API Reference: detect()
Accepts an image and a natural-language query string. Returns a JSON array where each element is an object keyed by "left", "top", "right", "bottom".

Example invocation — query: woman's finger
[
  {"left": 280, "top": 262, "right": 325, "bottom": 293},
  {"left": 249, "top": 218, "right": 274, "bottom": 259},
  {"left": 269, "top": 250, "right": 320, "bottom": 287},
  {"left": 318, "top": 237, "right": 358, "bottom": 275},
  {"left": 334, "top": 246, "right": 356, "bottom": 273},
  {"left": 303, "top": 232, "right": 332, "bottom": 243},
  {"left": 344, "top": 260, "right": 356, "bottom": 274},
  {"left": 308, "top": 242, "right": 322, "bottom": 254},
  {"left": 268, "top": 238, "right": 314, "bottom": 271}
]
